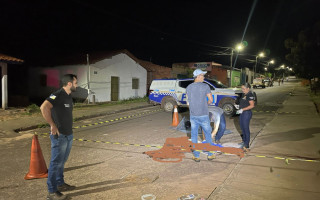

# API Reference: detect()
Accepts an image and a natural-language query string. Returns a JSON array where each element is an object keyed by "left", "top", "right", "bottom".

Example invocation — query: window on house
[
  {"left": 132, "top": 78, "right": 139, "bottom": 89},
  {"left": 40, "top": 74, "right": 47, "bottom": 86}
]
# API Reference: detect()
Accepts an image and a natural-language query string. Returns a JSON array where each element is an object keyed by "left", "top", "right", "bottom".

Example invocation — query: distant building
[
  {"left": 138, "top": 60, "right": 171, "bottom": 94},
  {"left": 0, "top": 53, "right": 24, "bottom": 108},
  {"left": 172, "top": 61, "right": 230, "bottom": 85},
  {"left": 28, "top": 50, "right": 147, "bottom": 103}
]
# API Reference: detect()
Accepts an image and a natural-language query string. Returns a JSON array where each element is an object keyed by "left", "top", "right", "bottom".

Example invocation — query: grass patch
[
  {"left": 37, "top": 123, "right": 49, "bottom": 128},
  {"left": 24, "top": 104, "right": 41, "bottom": 115},
  {"left": 73, "top": 96, "right": 149, "bottom": 108}
]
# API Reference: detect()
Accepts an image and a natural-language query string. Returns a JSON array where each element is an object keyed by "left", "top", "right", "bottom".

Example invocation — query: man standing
[
  {"left": 186, "top": 69, "right": 215, "bottom": 162},
  {"left": 40, "top": 74, "right": 77, "bottom": 200}
]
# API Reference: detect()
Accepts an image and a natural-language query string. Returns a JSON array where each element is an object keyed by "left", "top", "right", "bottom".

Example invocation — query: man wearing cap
[{"left": 186, "top": 69, "right": 215, "bottom": 162}]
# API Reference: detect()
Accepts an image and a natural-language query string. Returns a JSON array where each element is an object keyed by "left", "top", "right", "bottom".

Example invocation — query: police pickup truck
[{"left": 148, "top": 78, "right": 241, "bottom": 116}]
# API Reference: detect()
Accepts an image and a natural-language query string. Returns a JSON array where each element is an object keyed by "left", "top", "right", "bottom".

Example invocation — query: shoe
[
  {"left": 192, "top": 156, "right": 200, "bottom": 162},
  {"left": 215, "top": 140, "right": 221, "bottom": 144},
  {"left": 207, "top": 154, "right": 216, "bottom": 161},
  {"left": 242, "top": 147, "right": 250, "bottom": 152},
  {"left": 57, "top": 183, "right": 76, "bottom": 192},
  {"left": 47, "top": 191, "right": 67, "bottom": 200}
]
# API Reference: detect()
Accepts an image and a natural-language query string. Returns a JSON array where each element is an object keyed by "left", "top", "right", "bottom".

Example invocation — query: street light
[
  {"left": 229, "top": 43, "right": 244, "bottom": 87},
  {"left": 254, "top": 52, "right": 265, "bottom": 79},
  {"left": 266, "top": 59, "right": 275, "bottom": 78}
]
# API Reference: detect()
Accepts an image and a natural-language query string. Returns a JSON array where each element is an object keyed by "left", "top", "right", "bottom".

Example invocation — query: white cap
[{"left": 193, "top": 69, "right": 207, "bottom": 77}]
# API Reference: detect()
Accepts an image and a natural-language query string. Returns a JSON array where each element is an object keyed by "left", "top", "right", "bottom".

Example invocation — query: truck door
[
  {"left": 203, "top": 81, "right": 217, "bottom": 106},
  {"left": 176, "top": 80, "right": 193, "bottom": 104}
]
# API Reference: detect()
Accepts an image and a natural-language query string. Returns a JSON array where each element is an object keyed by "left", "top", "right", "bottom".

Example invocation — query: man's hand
[{"left": 51, "top": 124, "right": 59, "bottom": 136}]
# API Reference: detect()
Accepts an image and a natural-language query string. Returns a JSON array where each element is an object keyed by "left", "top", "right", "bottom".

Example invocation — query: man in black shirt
[{"left": 40, "top": 74, "right": 77, "bottom": 200}]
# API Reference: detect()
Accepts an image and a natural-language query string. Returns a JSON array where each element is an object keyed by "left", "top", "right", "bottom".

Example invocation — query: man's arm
[
  {"left": 40, "top": 100, "right": 59, "bottom": 135},
  {"left": 207, "top": 93, "right": 213, "bottom": 105}
]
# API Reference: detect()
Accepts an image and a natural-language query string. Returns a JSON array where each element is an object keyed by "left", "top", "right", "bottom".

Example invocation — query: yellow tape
[{"left": 37, "top": 132, "right": 319, "bottom": 164}]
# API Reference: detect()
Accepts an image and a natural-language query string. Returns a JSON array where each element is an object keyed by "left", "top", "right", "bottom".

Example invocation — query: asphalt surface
[{"left": 0, "top": 77, "right": 319, "bottom": 200}]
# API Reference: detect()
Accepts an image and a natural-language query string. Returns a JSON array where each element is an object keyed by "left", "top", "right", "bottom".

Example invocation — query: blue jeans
[
  {"left": 239, "top": 110, "right": 252, "bottom": 148},
  {"left": 190, "top": 115, "right": 213, "bottom": 158},
  {"left": 215, "top": 114, "right": 226, "bottom": 141},
  {"left": 47, "top": 133, "right": 73, "bottom": 193}
]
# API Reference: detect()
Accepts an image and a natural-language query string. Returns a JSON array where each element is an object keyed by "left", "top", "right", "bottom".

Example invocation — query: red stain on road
[{"left": 144, "top": 137, "right": 244, "bottom": 163}]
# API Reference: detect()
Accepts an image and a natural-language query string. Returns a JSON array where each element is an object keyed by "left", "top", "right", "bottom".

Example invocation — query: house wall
[
  {"left": 138, "top": 60, "right": 171, "bottom": 93},
  {"left": 28, "top": 53, "right": 147, "bottom": 103},
  {"left": 28, "top": 65, "right": 88, "bottom": 102},
  {"left": 91, "top": 53, "right": 147, "bottom": 102},
  {"left": 231, "top": 70, "right": 241, "bottom": 87},
  {"left": 208, "top": 66, "right": 228, "bottom": 85},
  {"left": 244, "top": 67, "right": 254, "bottom": 84},
  {"left": 171, "top": 64, "right": 190, "bottom": 78}
]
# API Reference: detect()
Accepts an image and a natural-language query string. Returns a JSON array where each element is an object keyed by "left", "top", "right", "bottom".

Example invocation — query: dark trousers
[{"left": 239, "top": 110, "right": 252, "bottom": 148}]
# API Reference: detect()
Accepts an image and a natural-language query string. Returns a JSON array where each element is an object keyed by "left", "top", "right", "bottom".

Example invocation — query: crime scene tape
[
  {"left": 36, "top": 132, "right": 163, "bottom": 149},
  {"left": 36, "top": 132, "right": 320, "bottom": 164},
  {"left": 34, "top": 108, "right": 319, "bottom": 164},
  {"left": 252, "top": 110, "right": 298, "bottom": 114},
  {"left": 72, "top": 108, "right": 162, "bottom": 129}
]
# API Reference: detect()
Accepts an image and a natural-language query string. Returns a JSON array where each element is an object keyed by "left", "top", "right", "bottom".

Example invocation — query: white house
[{"left": 29, "top": 50, "right": 147, "bottom": 102}]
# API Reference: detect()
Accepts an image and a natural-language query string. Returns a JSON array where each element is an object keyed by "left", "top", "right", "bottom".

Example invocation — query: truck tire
[
  {"left": 161, "top": 97, "right": 177, "bottom": 112},
  {"left": 218, "top": 98, "right": 236, "bottom": 116}
]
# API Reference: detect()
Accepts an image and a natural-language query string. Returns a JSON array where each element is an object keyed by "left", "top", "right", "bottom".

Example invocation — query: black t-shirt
[
  {"left": 46, "top": 88, "right": 73, "bottom": 135},
  {"left": 239, "top": 91, "right": 255, "bottom": 110}
]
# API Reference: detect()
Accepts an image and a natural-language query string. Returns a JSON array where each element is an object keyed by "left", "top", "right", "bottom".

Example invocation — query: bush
[{"left": 26, "top": 104, "right": 40, "bottom": 114}]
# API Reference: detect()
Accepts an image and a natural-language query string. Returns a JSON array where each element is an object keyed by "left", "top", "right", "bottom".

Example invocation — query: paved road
[{"left": 0, "top": 79, "right": 317, "bottom": 200}]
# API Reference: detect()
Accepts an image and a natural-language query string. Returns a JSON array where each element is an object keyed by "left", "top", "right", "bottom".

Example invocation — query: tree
[{"left": 284, "top": 21, "right": 320, "bottom": 79}]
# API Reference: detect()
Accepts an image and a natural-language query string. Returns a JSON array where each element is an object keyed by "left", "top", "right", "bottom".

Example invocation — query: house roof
[
  {"left": 51, "top": 49, "right": 141, "bottom": 66},
  {"left": 0, "top": 53, "right": 24, "bottom": 64},
  {"left": 138, "top": 60, "right": 170, "bottom": 71}
]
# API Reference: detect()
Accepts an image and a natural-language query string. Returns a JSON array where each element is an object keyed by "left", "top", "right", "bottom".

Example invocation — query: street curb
[{"left": 14, "top": 104, "right": 156, "bottom": 133}]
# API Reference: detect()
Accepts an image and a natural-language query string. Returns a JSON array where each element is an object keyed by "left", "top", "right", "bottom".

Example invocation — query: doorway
[{"left": 111, "top": 76, "right": 119, "bottom": 101}]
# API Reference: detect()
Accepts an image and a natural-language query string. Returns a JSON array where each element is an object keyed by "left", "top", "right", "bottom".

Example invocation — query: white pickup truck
[{"left": 148, "top": 78, "right": 242, "bottom": 116}]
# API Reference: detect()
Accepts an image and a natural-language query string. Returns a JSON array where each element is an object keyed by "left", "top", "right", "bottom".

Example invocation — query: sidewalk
[
  {"left": 0, "top": 101, "right": 153, "bottom": 141},
  {"left": 208, "top": 83, "right": 320, "bottom": 199}
]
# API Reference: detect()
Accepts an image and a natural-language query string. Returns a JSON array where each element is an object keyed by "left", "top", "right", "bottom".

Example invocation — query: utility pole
[
  {"left": 229, "top": 49, "right": 234, "bottom": 87},
  {"left": 87, "top": 54, "right": 90, "bottom": 104}
]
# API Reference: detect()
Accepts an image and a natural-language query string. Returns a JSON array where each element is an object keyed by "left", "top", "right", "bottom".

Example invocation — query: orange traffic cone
[
  {"left": 24, "top": 134, "right": 48, "bottom": 180},
  {"left": 171, "top": 105, "right": 179, "bottom": 127}
]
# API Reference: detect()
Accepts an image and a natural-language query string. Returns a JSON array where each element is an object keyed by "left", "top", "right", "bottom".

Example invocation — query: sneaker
[
  {"left": 47, "top": 191, "right": 67, "bottom": 200},
  {"left": 207, "top": 154, "right": 216, "bottom": 161},
  {"left": 192, "top": 156, "right": 200, "bottom": 162},
  {"left": 57, "top": 183, "right": 76, "bottom": 192},
  {"left": 242, "top": 146, "right": 250, "bottom": 152}
]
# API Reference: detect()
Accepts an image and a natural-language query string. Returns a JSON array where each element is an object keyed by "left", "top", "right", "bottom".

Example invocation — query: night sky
[{"left": 1, "top": 0, "right": 320, "bottom": 67}]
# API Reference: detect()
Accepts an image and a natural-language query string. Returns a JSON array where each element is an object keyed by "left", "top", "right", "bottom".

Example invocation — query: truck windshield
[{"left": 206, "top": 79, "right": 228, "bottom": 88}]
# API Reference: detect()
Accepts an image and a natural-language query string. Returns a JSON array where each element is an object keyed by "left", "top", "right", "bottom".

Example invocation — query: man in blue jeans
[
  {"left": 40, "top": 74, "right": 77, "bottom": 200},
  {"left": 208, "top": 106, "right": 226, "bottom": 144},
  {"left": 186, "top": 69, "right": 215, "bottom": 162}
]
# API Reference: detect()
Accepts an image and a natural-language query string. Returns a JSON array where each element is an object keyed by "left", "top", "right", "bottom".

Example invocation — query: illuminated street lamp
[
  {"left": 229, "top": 43, "right": 244, "bottom": 87},
  {"left": 254, "top": 52, "right": 265, "bottom": 78}
]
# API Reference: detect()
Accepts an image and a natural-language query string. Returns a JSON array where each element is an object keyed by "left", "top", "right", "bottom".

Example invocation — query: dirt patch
[{"left": 0, "top": 108, "right": 40, "bottom": 121}]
